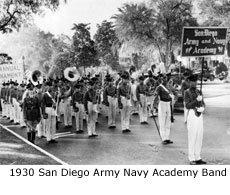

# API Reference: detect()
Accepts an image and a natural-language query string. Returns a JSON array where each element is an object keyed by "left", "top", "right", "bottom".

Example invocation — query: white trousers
[
  {"left": 5, "top": 102, "right": 10, "bottom": 118},
  {"left": 63, "top": 98, "right": 72, "bottom": 126},
  {"left": 12, "top": 98, "right": 20, "bottom": 123},
  {"left": 158, "top": 101, "right": 171, "bottom": 141},
  {"left": 87, "top": 102, "right": 97, "bottom": 135},
  {"left": 59, "top": 101, "right": 64, "bottom": 115},
  {"left": 187, "top": 109, "right": 203, "bottom": 161},
  {"left": 9, "top": 102, "right": 15, "bottom": 121},
  {"left": 19, "top": 107, "right": 26, "bottom": 127},
  {"left": 131, "top": 99, "right": 138, "bottom": 114},
  {"left": 1, "top": 99, "right": 6, "bottom": 116},
  {"left": 139, "top": 94, "right": 148, "bottom": 122},
  {"left": 120, "top": 97, "right": 131, "bottom": 130},
  {"left": 74, "top": 103, "right": 84, "bottom": 131},
  {"left": 44, "top": 107, "right": 56, "bottom": 141},
  {"left": 37, "top": 118, "right": 46, "bottom": 137},
  {"left": 107, "top": 96, "right": 117, "bottom": 127}
]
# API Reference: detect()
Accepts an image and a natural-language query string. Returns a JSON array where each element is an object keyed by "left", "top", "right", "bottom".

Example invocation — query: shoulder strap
[{"left": 159, "top": 84, "right": 170, "bottom": 94}]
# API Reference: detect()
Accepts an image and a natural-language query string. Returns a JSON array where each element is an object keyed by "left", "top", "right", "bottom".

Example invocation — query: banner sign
[
  {"left": 181, "top": 27, "right": 227, "bottom": 57},
  {"left": 0, "top": 64, "right": 24, "bottom": 83}
]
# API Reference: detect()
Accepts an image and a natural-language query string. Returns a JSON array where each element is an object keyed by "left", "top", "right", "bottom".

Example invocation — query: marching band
[{"left": 0, "top": 65, "right": 207, "bottom": 164}]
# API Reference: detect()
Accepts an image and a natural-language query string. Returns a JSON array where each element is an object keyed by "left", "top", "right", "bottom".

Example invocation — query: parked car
[{"left": 194, "top": 68, "right": 215, "bottom": 81}]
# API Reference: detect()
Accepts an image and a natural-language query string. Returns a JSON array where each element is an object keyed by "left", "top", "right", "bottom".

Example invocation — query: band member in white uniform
[
  {"left": 17, "top": 83, "right": 26, "bottom": 128},
  {"left": 117, "top": 72, "right": 132, "bottom": 133},
  {"left": 12, "top": 82, "right": 20, "bottom": 124},
  {"left": 84, "top": 78, "right": 99, "bottom": 137},
  {"left": 130, "top": 78, "right": 138, "bottom": 115},
  {"left": 0, "top": 82, "right": 6, "bottom": 118},
  {"left": 136, "top": 75, "right": 148, "bottom": 124},
  {"left": 155, "top": 75, "right": 174, "bottom": 144},
  {"left": 4, "top": 82, "right": 10, "bottom": 119},
  {"left": 103, "top": 76, "right": 117, "bottom": 128},
  {"left": 9, "top": 81, "right": 15, "bottom": 122},
  {"left": 184, "top": 74, "right": 206, "bottom": 165},
  {"left": 41, "top": 81, "right": 58, "bottom": 143},
  {"left": 61, "top": 84, "right": 72, "bottom": 128},
  {"left": 72, "top": 81, "right": 84, "bottom": 133}
]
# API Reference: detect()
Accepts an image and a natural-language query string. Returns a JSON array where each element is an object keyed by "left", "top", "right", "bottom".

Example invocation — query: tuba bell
[
  {"left": 64, "top": 67, "right": 80, "bottom": 82},
  {"left": 31, "top": 70, "right": 43, "bottom": 86}
]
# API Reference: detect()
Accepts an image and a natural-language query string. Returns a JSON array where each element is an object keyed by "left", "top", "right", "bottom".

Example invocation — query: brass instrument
[
  {"left": 31, "top": 70, "right": 43, "bottom": 86},
  {"left": 64, "top": 67, "right": 80, "bottom": 82}
]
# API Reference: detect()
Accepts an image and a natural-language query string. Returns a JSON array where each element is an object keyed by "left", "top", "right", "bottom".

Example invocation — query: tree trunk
[{"left": 165, "top": 39, "right": 170, "bottom": 72}]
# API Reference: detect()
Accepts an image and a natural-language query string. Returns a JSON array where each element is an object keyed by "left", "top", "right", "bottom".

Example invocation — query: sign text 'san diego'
[{"left": 181, "top": 27, "right": 227, "bottom": 57}]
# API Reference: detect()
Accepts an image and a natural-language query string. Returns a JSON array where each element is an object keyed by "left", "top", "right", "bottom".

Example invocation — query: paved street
[{"left": 1, "top": 80, "right": 230, "bottom": 165}]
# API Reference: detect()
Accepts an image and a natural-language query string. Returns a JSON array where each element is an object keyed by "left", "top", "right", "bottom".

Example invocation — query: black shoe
[
  {"left": 144, "top": 121, "right": 148, "bottom": 124},
  {"left": 162, "top": 140, "right": 168, "bottom": 145},
  {"left": 132, "top": 113, "right": 138, "bottom": 116},
  {"left": 122, "top": 130, "right": 128, "bottom": 133},
  {"left": 15, "top": 122, "right": 20, "bottom": 125},
  {"left": 92, "top": 134, "right": 98, "bottom": 137},
  {"left": 196, "top": 159, "right": 207, "bottom": 165},
  {"left": 68, "top": 125, "right": 72, "bottom": 128},
  {"left": 76, "top": 130, "right": 84, "bottom": 134},
  {"left": 140, "top": 122, "right": 145, "bottom": 124},
  {"left": 166, "top": 140, "right": 173, "bottom": 144},
  {"left": 125, "top": 129, "right": 131, "bottom": 132},
  {"left": 9, "top": 120, "right": 14, "bottom": 123},
  {"left": 65, "top": 126, "right": 68, "bottom": 129},
  {"left": 88, "top": 135, "right": 94, "bottom": 138},
  {"left": 190, "top": 161, "right": 197, "bottom": 165},
  {"left": 40, "top": 135, "right": 46, "bottom": 138},
  {"left": 48, "top": 139, "right": 58, "bottom": 143}
]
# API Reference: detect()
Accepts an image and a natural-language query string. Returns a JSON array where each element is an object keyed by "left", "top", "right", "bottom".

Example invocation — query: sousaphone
[
  {"left": 64, "top": 67, "right": 80, "bottom": 82},
  {"left": 31, "top": 70, "right": 43, "bottom": 86}
]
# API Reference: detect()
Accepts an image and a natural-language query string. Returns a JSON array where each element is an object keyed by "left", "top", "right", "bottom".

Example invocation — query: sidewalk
[{"left": 0, "top": 125, "right": 60, "bottom": 165}]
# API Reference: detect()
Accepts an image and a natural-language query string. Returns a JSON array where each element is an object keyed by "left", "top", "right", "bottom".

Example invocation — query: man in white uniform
[
  {"left": 155, "top": 75, "right": 174, "bottom": 144},
  {"left": 184, "top": 74, "right": 206, "bottom": 165},
  {"left": 117, "top": 72, "right": 132, "bottom": 133},
  {"left": 103, "top": 77, "right": 117, "bottom": 128}
]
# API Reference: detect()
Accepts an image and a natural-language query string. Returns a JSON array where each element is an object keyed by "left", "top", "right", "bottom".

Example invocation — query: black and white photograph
[{"left": 0, "top": 0, "right": 230, "bottom": 167}]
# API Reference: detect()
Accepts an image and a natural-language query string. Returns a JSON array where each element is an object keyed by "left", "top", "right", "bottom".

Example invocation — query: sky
[{"left": 34, "top": 0, "right": 145, "bottom": 37}]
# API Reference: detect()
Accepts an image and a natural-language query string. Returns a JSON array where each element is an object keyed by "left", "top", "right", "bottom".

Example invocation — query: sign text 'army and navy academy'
[
  {"left": 9, "top": 167, "right": 228, "bottom": 178},
  {"left": 181, "top": 27, "right": 228, "bottom": 57}
]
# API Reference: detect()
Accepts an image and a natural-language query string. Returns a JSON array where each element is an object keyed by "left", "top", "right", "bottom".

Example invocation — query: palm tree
[{"left": 113, "top": 0, "right": 198, "bottom": 70}]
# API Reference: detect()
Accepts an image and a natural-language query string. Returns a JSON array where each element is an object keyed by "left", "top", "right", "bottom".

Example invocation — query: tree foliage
[
  {"left": 48, "top": 34, "right": 72, "bottom": 77},
  {"left": 0, "top": 0, "right": 66, "bottom": 33},
  {"left": 71, "top": 23, "right": 99, "bottom": 69},
  {"left": 198, "top": 0, "right": 230, "bottom": 27},
  {"left": 94, "top": 20, "right": 120, "bottom": 70},
  {"left": 113, "top": 0, "right": 198, "bottom": 69},
  {"left": 0, "top": 25, "right": 54, "bottom": 72}
]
